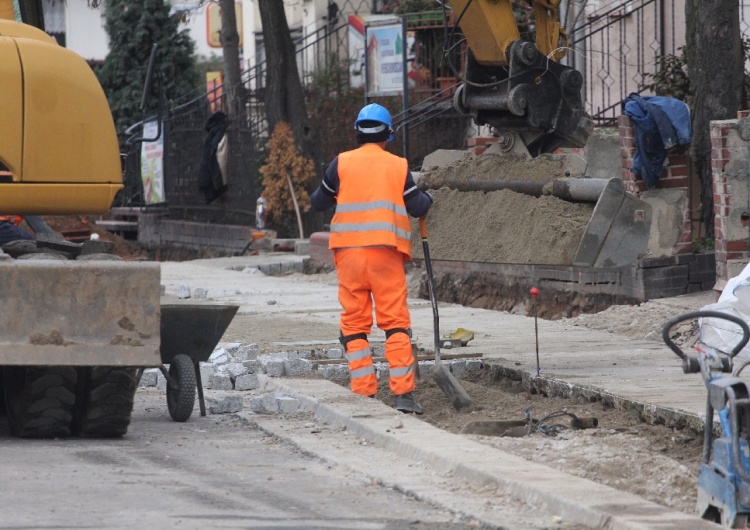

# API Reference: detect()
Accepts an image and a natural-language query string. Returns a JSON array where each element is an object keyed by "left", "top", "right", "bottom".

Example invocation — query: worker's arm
[
  {"left": 310, "top": 157, "right": 339, "bottom": 212},
  {"left": 404, "top": 170, "right": 432, "bottom": 218}
]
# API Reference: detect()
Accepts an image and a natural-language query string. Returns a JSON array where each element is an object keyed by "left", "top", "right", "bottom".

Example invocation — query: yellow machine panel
[
  {"left": 0, "top": 38, "right": 23, "bottom": 178},
  {"left": 0, "top": 19, "right": 123, "bottom": 214}
]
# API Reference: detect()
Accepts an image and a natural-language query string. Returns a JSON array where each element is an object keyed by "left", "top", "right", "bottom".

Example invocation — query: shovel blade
[{"left": 430, "top": 363, "right": 472, "bottom": 410}]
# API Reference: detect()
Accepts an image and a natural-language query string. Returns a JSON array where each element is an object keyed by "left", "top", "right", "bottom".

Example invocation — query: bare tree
[
  {"left": 218, "top": 0, "right": 245, "bottom": 117},
  {"left": 685, "top": 0, "right": 745, "bottom": 233},
  {"left": 257, "top": 0, "right": 321, "bottom": 167}
]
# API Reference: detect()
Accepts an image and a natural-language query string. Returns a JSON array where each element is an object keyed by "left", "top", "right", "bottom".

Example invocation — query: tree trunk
[
  {"left": 685, "top": 0, "right": 744, "bottom": 234},
  {"left": 219, "top": 0, "right": 245, "bottom": 118},
  {"left": 257, "top": 0, "right": 321, "bottom": 168}
]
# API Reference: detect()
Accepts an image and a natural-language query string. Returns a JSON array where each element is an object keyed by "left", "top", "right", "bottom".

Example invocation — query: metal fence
[{"left": 120, "top": 6, "right": 468, "bottom": 234}]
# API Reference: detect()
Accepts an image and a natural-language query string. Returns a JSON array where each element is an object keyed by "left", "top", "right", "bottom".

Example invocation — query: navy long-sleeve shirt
[{"left": 310, "top": 155, "right": 433, "bottom": 217}]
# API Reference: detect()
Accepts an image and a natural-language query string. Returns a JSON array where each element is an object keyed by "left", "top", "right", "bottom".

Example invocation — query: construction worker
[
  {"left": 0, "top": 215, "right": 34, "bottom": 246},
  {"left": 311, "top": 103, "right": 432, "bottom": 414}
]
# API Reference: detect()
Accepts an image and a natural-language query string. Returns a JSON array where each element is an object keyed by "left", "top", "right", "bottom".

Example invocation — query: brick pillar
[
  {"left": 712, "top": 112, "right": 750, "bottom": 283},
  {"left": 619, "top": 115, "right": 692, "bottom": 254}
]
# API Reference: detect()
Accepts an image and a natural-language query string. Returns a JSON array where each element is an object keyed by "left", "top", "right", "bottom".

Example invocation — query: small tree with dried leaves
[{"left": 260, "top": 123, "right": 314, "bottom": 238}]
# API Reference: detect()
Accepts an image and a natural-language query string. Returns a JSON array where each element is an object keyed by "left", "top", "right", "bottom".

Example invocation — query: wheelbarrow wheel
[{"left": 166, "top": 354, "right": 196, "bottom": 422}]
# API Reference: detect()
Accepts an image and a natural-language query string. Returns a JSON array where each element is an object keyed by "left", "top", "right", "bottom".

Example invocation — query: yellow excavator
[
  {"left": 446, "top": 0, "right": 592, "bottom": 156},
  {"left": 0, "top": 0, "right": 160, "bottom": 439},
  {"left": 0, "top": 0, "right": 122, "bottom": 213}
]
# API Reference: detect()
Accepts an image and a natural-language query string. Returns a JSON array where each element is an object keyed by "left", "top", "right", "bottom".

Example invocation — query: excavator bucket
[
  {"left": 0, "top": 261, "right": 161, "bottom": 366},
  {"left": 573, "top": 178, "right": 653, "bottom": 268}
]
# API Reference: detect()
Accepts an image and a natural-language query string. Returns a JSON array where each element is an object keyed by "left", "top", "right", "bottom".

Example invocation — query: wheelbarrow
[{"left": 141, "top": 303, "right": 240, "bottom": 422}]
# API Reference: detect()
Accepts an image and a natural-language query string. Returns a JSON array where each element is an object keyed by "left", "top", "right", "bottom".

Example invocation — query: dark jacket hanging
[{"left": 197, "top": 111, "right": 229, "bottom": 203}]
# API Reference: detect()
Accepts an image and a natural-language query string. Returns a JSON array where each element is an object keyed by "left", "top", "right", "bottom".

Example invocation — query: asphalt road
[{"left": 0, "top": 389, "right": 583, "bottom": 530}]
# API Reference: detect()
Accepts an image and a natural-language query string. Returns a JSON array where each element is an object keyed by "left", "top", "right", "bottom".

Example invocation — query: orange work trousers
[{"left": 334, "top": 247, "right": 415, "bottom": 397}]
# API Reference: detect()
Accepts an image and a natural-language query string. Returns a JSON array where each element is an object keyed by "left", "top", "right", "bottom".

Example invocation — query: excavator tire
[
  {"left": 2, "top": 366, "right": 78, "bottom": 438},
  {"left": 73, "top": 366, "right": 138, "bottom": 438}
]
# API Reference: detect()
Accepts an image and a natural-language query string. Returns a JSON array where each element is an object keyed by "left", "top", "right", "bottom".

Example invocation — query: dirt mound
[
  {"left": 32, "top": 216, "right": 148, "bottom": 261},
  {"left": 413, "top": 153, "right": 594, "bottom": 265},
  {"left": 411, "top": 188, "right": 593, "bottom": 264}
]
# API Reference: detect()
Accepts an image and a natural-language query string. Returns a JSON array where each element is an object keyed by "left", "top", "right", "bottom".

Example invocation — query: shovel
[{"left": 419, "top": 217, "right": 472, "bottom": 410}]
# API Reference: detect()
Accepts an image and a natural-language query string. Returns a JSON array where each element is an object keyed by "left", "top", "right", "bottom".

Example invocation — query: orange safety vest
[
  {"left": 329, "top": 144, "right": 412, "bottom": 258},
  {"left": 0, "top": 215, "right": 23, "bottom": 226}
]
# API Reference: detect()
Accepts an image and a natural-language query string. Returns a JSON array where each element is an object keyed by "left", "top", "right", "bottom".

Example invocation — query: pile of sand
[{"left": 412, "top": 153, "right": 594, "bottom": 265}]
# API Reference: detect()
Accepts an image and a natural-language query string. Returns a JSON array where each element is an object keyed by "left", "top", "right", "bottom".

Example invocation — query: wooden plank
[{"left": 313, "top": 352, "right": 483, "bottom": 365}]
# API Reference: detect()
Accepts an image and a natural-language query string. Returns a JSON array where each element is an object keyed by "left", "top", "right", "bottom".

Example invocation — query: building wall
[{"left": 711, "top": 113, "right": 750, "bottom": 284}]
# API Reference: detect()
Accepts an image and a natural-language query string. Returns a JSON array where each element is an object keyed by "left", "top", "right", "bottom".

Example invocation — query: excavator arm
[
  {"left": 447, "top": 0, "right": 592, "bottom": 156},
  {"left": 0, "top": 0, "right": 123, "bottom": 214}
]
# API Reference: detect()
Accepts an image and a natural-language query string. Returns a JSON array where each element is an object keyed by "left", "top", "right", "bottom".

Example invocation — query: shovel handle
[{"left": 419, "top": 217, "right": 428, "bottom": 239}]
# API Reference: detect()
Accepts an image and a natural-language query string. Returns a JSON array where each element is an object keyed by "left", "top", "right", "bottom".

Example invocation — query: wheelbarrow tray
[
  {"left": 158, "top": 303, "right": 240, "bottom": 421},
  {"left": 160, "top": 303, "right": 240, "bottom": 364}
]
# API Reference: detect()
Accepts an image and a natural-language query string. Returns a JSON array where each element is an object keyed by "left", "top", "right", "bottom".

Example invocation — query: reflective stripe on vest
[{"left": 330, "top": 144, "right": 412, "bottom": 258}]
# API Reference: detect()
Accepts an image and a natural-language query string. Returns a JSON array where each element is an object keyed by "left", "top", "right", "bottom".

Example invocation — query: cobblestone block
[
  {"left": 176, "top": 284, "right": 191, "bottom": 299},
  {"left": 251, "top": 392, "right": 279, "bottom": 414},
  {"left": 208, "top": 395, "right": 243, "bottom": 414},
  {"left": 326, "top": 348, "right": 343, "bottom": 359},
  {"left": 277, "top": 395, "right": 301, "bottom": 414},
  {"left": 235, "top": 373, "right": 261, "bottom": 391},
  {"left": 156, "top": 371, "right": 167, "bottom": 390},
  {"left": 450, "top": 360, "right": 467, "bottom": 377},
  {"left": 224, "top": 362, "right": 248, "bottom": 378},
  {"left": 242, "top": 359, "right": 262, "bottom": 373},
  {"left": 194, "top": 287, "right": 208, "bottom": 299},
  {"left": 263, "top": 359, "right": 286, "bottom": 377},
  {"left": 466, "top": 359, "right": 483, "bottom": 371},
  {"left": 284, "top": 358, "right": 313, "bottom": 376},
  {"left": 318, "top": 364, "right": 349, "bottom": 380},
  {"left": 210, "top": 374, "right": 234, "bottom": 390},
  {"left": 199, "top": 363, "right": 215, "bottom": 388},
  {"left": 208, "top": 348, "right": 229, "bottom": 365},
  {"left": 139, "top": 369, "right": 158, "bottom": 387}
]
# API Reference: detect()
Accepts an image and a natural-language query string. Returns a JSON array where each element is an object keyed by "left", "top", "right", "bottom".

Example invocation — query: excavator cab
[
  {"left": 447, "top": 0, "right": 592, "bottom": 156},
  {"left": 0, "top": 0, "right": 123, "bottom": 214}
]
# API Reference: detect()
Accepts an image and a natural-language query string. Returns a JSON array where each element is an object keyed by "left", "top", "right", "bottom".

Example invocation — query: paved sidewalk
[{"left": 159, "top": 255, "right": 723, "bottom": 529}]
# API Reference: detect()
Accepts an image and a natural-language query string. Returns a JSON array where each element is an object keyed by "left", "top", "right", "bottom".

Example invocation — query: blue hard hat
[{"left": 354, "top": 103, "right": 394, "bottom": 142}]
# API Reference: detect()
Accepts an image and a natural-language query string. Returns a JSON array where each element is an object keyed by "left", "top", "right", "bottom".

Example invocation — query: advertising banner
[
  {"left": 140, "top": 121, "right": 165, "bottom": 205},
  {"left": 365, "top": 23, "right": 404, "bottom": 96}
]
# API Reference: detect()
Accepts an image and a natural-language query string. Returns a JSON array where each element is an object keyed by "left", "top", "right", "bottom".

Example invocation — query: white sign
[
  {"left": 140, "top": 121, "right": 165, "bottom": 205},
  {"left": 366, "top": 23, "right": 404, "bottom": 96}
]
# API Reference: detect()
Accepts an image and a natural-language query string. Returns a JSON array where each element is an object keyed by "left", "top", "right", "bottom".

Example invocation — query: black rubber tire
[
  {"left": 2, "top": 366, "right": 77, "bottom": 438},
  {"left": 166, "top": 355, "right": 196, "bottom": 422},
  {"left": 73, "top": 367, "right": 138, "bottom": 438}
]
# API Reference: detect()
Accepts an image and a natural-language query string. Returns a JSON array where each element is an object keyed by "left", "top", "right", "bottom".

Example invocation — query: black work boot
[{"left": 394, "top": 392, "right": 423, "bottom": 415}]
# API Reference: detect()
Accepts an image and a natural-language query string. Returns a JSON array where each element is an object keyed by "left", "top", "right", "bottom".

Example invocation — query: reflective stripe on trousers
[{"left": 335, "top": 247, "right": 415, "bottom": 396}]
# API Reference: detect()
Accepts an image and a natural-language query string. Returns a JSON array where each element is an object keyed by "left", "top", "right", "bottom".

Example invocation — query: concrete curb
[
  {"left": 258, "top": 376, "right": 717, "bottom": 530},
  {"left": 488, "top": 363, "right": 708, "bottom": 433}
]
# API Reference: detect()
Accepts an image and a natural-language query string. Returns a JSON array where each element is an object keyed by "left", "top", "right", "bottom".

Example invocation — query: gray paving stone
[
  {"left": 210, "top": 374, "right": 233, "bottom": 390},
  {"left": 263, "top": 359, "right": 286, "bottom": 377},
  {"left": 176, "top": 284, "right": 191, "bottom": 299},
  {"left": 139, "top": 369, "right": 158, "bottom": 387},
  {"left": 284, "top": 358, "right": 313, "bottom": 376},
  {"left": 277, "top": 395, "right": 301, "bottom": 414},
  {"left": 199, "top": 363, "right": 215, "bottom": 388},
  {"left": 208, "top": 395, "right": 243, "bottom": 414},
  {"left": 194, "top": 287, "right": 208, "bottom": 299},
  {"left": 235, "top": 373, "right": 261, "bottom": 391},
  {"left": 326, "top": 348, "right": 343, "bottom": 359},
  {"left": 242, "top": 359, "right": 262, "bottom": 373},
  {"left": 251, "top": 392, "right": 279, "bottom": 414}
]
